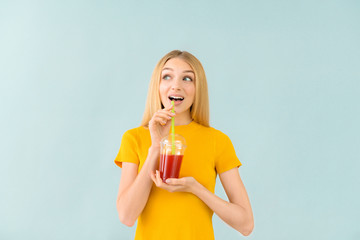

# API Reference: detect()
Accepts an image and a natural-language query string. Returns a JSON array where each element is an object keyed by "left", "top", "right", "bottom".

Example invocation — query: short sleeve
[
  {"left": 214, "top": 131, "right": 242, "bottom": 174},
  {"left": 114, "top": 129, "right": 140, "bottom": 168}
]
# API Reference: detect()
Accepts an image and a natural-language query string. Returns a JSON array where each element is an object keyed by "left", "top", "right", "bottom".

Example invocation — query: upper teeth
[{"left": 169, "top": 96, "right": 184, "bottom": 100}]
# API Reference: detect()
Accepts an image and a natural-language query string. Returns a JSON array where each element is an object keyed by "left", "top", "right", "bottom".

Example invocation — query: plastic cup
[{"left": 159, "top": 134, "right": 187, "bottom": 183}]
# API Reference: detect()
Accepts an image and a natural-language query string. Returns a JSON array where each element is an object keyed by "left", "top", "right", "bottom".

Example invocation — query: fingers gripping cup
[{"left": 159, "top": 134, "right": 187, "bottom": 183}]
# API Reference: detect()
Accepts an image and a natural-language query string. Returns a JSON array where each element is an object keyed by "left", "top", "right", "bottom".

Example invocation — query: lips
[
  {"left": 168, "top": 95, "right": 185, "bottom": 106},
  {"left": 168, "top": 95, "right": 184, "bottom": 101}
]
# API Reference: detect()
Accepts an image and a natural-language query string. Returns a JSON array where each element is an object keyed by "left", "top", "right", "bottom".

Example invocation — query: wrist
[
  {"left": 190, "top": 178, "right": 204, "bottom": 195},
  {"left": 144, "top": 146, "right": 160, "bottom": 173},
  {"left": 149, "top": 145, "right": 160, "bottom": 154}
]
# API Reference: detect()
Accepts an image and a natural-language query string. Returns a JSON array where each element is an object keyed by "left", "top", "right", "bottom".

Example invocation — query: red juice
[{"left": 159, "top": 154, "right": 184, "bottom": 183}]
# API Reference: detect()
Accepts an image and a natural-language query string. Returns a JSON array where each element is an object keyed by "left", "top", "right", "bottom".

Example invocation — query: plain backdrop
[{"left": 1, "top": 0, "right": 359, "bottom": 239}]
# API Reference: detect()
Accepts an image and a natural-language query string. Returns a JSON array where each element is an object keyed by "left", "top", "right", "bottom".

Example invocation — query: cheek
[
  {"left": 159, "top": 84, "right": 167, "bottom": 98},
  {"left": 186, "top": 85, "right": 196, "bottom": 102}
]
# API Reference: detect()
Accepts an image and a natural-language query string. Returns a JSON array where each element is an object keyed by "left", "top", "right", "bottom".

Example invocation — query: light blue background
[{"left": 1, "top": 0, "right": 359, "bottom": 239}]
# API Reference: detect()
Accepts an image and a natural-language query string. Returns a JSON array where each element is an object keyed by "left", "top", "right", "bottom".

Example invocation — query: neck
[{"left": 174, "top": 110, "right": 192, "bottom": 126}]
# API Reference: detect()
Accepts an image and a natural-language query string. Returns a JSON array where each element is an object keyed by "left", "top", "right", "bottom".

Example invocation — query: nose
[{"left": 171, "top": 78, "right": 182, "bottom": 91}]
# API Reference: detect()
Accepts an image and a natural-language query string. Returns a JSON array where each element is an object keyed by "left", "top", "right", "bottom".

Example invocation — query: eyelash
[
  {"left": 162, "top": 75, "right": 193, "bottom": 82},
  {"left": 163, "top": 75, "right": 171, "bottom": 80},
  {"left": 183, "top": 76, "right": 193, "bottom": 82}
]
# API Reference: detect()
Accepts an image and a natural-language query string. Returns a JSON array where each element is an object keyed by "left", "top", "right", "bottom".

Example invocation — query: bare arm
[
  {"left": 116, "top": 105, "right": 175, "bottom": 226},
  {"left": 151, "top": 168, "right": 254, "bottom": 236},
  {"left": 193, "top": 168, "right": 254, "bottom": 235},
  {"left": 116, "top": 147, "right": 159, "bottom": 226}
]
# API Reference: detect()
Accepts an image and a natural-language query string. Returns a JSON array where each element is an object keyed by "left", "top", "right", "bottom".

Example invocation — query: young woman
[{"left": 115, "top": 50, "right": 254, "bottom": 239}]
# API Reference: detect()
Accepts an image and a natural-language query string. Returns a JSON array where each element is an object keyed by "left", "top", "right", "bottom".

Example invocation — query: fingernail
[{"left": 166, "top": 179, "right": 170, "bottom": 184}]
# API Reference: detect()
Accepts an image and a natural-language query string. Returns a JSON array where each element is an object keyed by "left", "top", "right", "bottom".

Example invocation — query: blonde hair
[{"left": 141, "top": 50, "right": 210, "bottom": 127}]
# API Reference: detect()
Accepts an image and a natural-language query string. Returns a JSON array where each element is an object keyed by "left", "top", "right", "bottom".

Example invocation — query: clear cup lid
[{"left": 160, "top": 134, "right": 187, "bottom": 148}]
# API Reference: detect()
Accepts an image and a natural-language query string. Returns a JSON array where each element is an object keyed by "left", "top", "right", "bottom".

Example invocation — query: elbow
[
  {"left": 241, "top": 224, "right": 254, "bottom": 236},
  {"left": 119, "top": 214, "right": 136, "bottom": 227},
  {"left": 116, "top": 201, "right": 136, "bottom": 227},
  {"left": 241, "top": 221, "right": 254, "bottom": 236},
  {"left": 237, "top": 216, "right": 254, "bottom": 236}
]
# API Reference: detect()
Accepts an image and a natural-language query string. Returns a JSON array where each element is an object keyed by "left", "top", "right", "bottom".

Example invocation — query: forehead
[{"left": 163, "top": 58, "right": 193, "bottom": 71}]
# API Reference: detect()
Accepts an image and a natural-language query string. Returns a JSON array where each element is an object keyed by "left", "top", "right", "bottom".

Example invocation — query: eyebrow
[{"left": 162, "top": 68, "right": 194, "bottom": 74}]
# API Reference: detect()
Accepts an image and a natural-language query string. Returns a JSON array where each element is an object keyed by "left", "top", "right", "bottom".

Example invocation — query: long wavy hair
[{"left": 141, "top": 50, "right": 210, "bottom": 127}]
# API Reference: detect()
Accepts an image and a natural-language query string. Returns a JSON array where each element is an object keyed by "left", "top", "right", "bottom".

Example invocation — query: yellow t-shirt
[{"left": 114, "top": 121, "right": 241, "bottom": 240}]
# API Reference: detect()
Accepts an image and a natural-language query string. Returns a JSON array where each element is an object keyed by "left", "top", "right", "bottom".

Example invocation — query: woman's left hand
[{"left": 150, "top": 170, "right": 198, "bottom": 193}]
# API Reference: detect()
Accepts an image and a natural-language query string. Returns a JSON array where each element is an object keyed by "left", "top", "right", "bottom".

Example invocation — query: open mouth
[{"left": 168, "top": 96, "right": 184, "bottom": 102}]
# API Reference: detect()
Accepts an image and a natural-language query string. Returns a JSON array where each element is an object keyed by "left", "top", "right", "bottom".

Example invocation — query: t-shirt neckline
[{"left": 174, "top": 120, "right": 194, "bottom": 128}]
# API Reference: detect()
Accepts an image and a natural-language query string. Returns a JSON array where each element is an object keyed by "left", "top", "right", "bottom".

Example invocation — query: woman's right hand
[{"left": 148, "top": 105, "right": 175, "bottom": 148}]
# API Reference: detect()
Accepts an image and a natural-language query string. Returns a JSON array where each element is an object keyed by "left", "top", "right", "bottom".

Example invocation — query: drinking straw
[{"left": 171, "top": 100, "right": 175, "bottom": 154}]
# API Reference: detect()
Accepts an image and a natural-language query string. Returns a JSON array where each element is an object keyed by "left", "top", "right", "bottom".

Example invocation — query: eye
[
  {"left": 183, "top": 76, "right": 193, "bottom": 82},
  {"left": 162, "top": 75, "right": 171, "bottom": 80}
]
